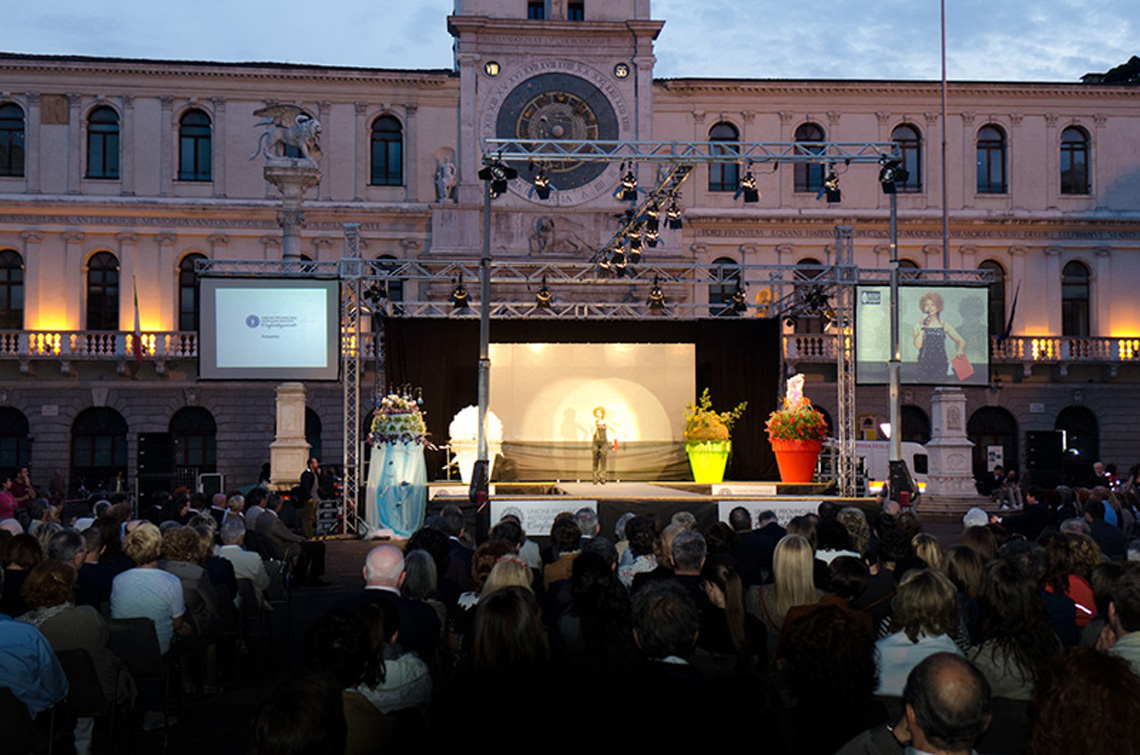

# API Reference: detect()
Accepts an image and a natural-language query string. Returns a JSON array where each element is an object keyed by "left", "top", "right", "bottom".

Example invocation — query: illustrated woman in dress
[{"left": 913, "top": 291, "right": 966, "bottom": 382}]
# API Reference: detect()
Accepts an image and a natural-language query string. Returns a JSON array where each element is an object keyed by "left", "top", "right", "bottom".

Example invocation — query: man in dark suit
[
  {"left": 730, "top": 506, "right": 776, "bottom": 586},
  {"left": 350, "top": 545, "right": 440, "bottom": 660},
  {"left": 255, "top": 494, "right": 326, "bottom": 585},
  {"left": 298, "top": 457, "right": 320, "bottom": 539}
]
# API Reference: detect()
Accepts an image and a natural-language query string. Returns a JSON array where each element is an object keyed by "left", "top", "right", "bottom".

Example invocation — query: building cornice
[{"left": 655, "top": 78, "right": 1140, "bottom": 100}]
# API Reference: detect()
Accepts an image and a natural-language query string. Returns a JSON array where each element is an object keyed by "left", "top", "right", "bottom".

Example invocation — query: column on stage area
[{"left": 923, "top": 387, "right": 985, "bottom": 511}]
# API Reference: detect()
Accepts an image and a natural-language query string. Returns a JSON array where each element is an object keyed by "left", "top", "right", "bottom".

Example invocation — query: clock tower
[{"left": 440, "top": 0, "right": 663, "bottom": 253}]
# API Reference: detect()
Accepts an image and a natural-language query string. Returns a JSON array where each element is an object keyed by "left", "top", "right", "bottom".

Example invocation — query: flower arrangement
[
  {"left": 684, "top": 388, "right": 748, "bottom": 442},
  {"left": 370, "top": 392, "right": 428, "bottom": 445},
  {"left": 765, "top": 374, "right": 829, "bottom": 441}
]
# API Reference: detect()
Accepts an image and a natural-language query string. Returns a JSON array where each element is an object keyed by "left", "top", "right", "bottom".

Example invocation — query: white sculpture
[
  {"left": 251, "top": 104, "right": 323, "bottom": 162},
  {"left": 434, "top": 158, "right": 457, "bottom": 201}
]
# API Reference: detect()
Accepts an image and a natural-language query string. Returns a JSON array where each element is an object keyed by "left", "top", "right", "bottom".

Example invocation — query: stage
[{"left": 426, "top": 479, "right": 879, "bottom": 542}]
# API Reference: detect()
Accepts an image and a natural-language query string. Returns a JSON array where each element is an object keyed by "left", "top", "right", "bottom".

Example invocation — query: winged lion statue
[{"left": 251, "top": 104, "right": 322, "bottom": 162}]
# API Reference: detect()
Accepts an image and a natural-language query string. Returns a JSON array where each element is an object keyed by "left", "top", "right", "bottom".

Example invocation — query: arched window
[
  {"left": 0, "top": 249, "right": 24, "bottom": 329},
  {"left": 899, "top": 258, "right": 921, "bottom": 281},
  {"left": 71, "top": 407, "right": 128, "bottom": 491},
  {"left": 901, "top": 405, "right": 932, "bottom": 444},
  {"left": 891, "top": 124, "right": 922, "bottom": 192},
  {"left": 305, "top": 407, "right": 323, "bottom": 462},
  {"left": 87, "top": 252, "right": 119, "bottom": 330},
  {"left": 979, "top": 259, "right": 1006, "bottom": 338},
  {"left": 179, "top": 253, "right": 206, "bottom": 331},
  {"left": 370, "top": 115, "right": 403, "bottom": 186},
  {"left": 170, "top": 406, "right": 216, "bottom": 473},
  {"left": 967, "top": 407, "right": 1018, "bottom": 481},
  {"left": 86, "top": 106, "right": 120, "bottom": 179},
  {"left": 794, "top": 123, "right": 826, "bottom": 192},
  {"left": 976, "top": 125, "right": 1006, "bottom": 194},
  {"left": 178, "top": 109, "right": 212, "bottom": 181},
  {"left": 708, "top": 122, "right": 740, "bottom": 192},
  {"left": 0, "top": 407, "right": 32, "bottom": 470},
  {"left": 708, "top": 257, "right": 741, "bottom": 317},
  {"left": 0, "top": 103, "right": 25, "bottom": 177},
  {"left": 1061, "top": 260, "right": 1090, "bottom": 337},
  {"left": 1055, "top": 405, "right": 1098, "bottom": 465},
  {"left": 1060, "top": 126, "right": 1090, "bottom": 195}
]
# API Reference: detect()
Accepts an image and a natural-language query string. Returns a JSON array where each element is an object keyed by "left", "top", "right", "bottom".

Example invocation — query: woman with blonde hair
[
  {"left": 481, "top": 556, "right": 533, "bottom": 598},
  {"left": 875, "top": 568, "right": 962, "bottom": 696},
  {"left": 747, "top": 534, "right": 821, "bottom": 637},
  {"left": 911, "top": 532, "right": 944, "bottom": 571}
]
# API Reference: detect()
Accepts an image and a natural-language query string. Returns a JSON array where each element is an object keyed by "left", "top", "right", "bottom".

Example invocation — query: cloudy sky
[{"left": 5, "top": 0, "right": 1136, "bottom": 82}]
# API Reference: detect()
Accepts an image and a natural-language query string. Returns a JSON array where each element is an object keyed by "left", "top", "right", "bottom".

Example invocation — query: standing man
[
  {"left": 10, "top": 467, "right": 36, "bottom": 512},
  {"left": 299, "top": 458, "right": 320, "bottom": 539}
]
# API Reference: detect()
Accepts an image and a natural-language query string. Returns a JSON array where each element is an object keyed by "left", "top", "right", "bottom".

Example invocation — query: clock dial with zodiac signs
[{"left": 495, "top": 72, "right": 620, "bottom": 191}]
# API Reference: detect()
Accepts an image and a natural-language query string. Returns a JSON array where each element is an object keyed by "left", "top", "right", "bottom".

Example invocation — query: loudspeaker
[
  {"left": 1026, "top": 431, "right": 1063, "bottom": 469},
  {"left": 137, "top": 432, "right": 174, "bottom": 475}
]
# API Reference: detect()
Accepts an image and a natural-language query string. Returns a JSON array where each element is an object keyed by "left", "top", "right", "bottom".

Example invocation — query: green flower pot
[{"left": 685, "top": 440, "right": 731, "bottom": 483}]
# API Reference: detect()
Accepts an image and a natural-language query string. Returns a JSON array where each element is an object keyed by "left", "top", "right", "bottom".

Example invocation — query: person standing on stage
[
  {"left": 299, "top": 457, "right": 320, "bottom": 539},
  {"left": 591, "top": 406, "right": 615, "bottom": 485}
]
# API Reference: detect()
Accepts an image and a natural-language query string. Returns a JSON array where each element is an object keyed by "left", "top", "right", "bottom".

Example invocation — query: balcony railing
[
  {"left": 784, "top": 333, "right": 1140, "bottom": 367},
  {"left": 0, "top": 331, "right": 199, "bottom": 361}
]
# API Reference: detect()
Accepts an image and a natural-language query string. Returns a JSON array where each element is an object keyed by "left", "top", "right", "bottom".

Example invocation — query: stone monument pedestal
[
  {"left": 269, "top": 382, "right": 310, "bottom": 491},
  {"left": 921, "top": 387, "right": 987, "bottom": 518}
]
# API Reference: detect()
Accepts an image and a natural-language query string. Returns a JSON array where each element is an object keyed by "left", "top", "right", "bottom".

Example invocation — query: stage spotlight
[
  {"left": 478, "top": 158, "right": 518, "bottom": 195},
  {"left": 612, "top": 248, "right": 627, "bottom": 269},
  {"left": 816, "top": 166, "right": 841, "bottom": 203},
  {"left": 535, "top": 276, "right": 553, "bottom": 308},
  {"left": 647, "top": 276, "right": 666, "bottom": 311},
  {"left": 531, "top": 167, "right": 552, "bottom": 200},
  {"left": 666, "top": 200, "right": 683, "bottom": 230},
  {"left": 878, "top": 155, "right": 908, "bottom": 195},
  {"left": 736, "top": 168, "right": 760, "bottom": 203},
  {"left": 451, "top": 275, "right": 470, "bottom": 310},
  {"left": 731, "top": 286, "right": 747, "bottom": 313},
  {"left": 615, "top": 164, "right": 638, "bottom": 201}
]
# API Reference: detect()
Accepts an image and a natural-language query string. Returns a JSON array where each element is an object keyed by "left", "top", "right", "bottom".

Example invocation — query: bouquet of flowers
[
  {"left": 370, "top": 392, "right": 428, "bottom": 445},
  {"left": 684, "top": 388, "right": 748, "bottom": 442},
  {"left": 765, "top": 374, "right": 829, "bottom": 441}
]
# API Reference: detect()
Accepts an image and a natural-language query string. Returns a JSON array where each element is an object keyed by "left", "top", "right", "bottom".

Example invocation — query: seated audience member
[
  {"left": 2, "top": 533, "right": 43, "bottom": 618},
  {"left": 968, "top": 559, "right": 1060, "bottom": 701},
  {"left": 255, "top": 494, "right": 326, "bottom": 585},
  {"left": 697, "top": 555, "right": 766, "bottom": 671},
  {"left": 400, "top": 549, "right": 446, "bottom": 646},
  {"left": 354, "top": 600, "right": 431, "bottom": 718},
  {"left": 304, "top": 610, "right": 396, "bottom": 754},
  {"left": 1102, "top": 566, "right": 1140, "bottom": 676},
  {"left": 875, "top": 569, "right": 963, "bottom": 697},
  {"left": 1026, "top": 648, "right": 1140, "bottom": 755},
  {"left": 542, "top": 515, "right": 582, "bottom": 590},
  {"left": 616, "top": 515, "right": 657, "bottom": 589},
  {"left": 550, "top": 551, "right": 634, "bottom": 668},
  {"left": 902, "top": 653, "right": 992, "bottom": 755},
  {"left": 0, "top": 593, "right": 68, "bottom": 723},
  {"left": 1081, "top": 562, "right": 1126, "bottom": 647},
  {"left": 455, "top": 540, "right": 515, "bottom": 635},
  {"left": 254, "top": 671, "right": 346, "bottom": 755},
  {"left": 748, "top": 534, "right": 821, "bottom": 639},
  {"left": 351, "top": 545, "right": 440, "bottom": 661},
  {"left": 785, "top": 604, "right": 887, "bottom": 755},
  {"left": 1086, "top": 498, "right": 1128, "bottom": 561},
  {"left": 218, "top": 518, "right": 271, "bottom": 611},
  {"left": 997, "top": 538, "right": 1079, "bottom": 646},
  {"left": 1044, "top": 532, "right": 1100, "bottom": 627},
  {"left": 816, "top": 518, "right": 860, "bottom": 565},
  {"left": 910, "top": 533, "right": 944, "bottom": 572}
]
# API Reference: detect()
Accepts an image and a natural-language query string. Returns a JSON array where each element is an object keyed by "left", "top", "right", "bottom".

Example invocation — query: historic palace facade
[{"left": 0, "top": 0, "right": 1137, "bottom": 492}]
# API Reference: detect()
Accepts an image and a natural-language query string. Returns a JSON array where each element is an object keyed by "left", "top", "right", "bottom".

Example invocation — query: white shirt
[{"left": 111, "top": 567, "right": 185, "bottom": 654}]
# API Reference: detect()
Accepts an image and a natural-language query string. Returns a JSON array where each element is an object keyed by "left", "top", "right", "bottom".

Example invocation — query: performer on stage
[
  {"left": 591, "top": 406, "right": 617, "bottom": 484},
  {"left": 912, "top": 291, "right": 965, "bottom": 383}
]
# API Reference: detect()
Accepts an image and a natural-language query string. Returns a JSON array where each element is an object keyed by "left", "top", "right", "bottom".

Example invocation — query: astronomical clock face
[{"left": 495, "top": 72, "right": 620, "bottom": 193}]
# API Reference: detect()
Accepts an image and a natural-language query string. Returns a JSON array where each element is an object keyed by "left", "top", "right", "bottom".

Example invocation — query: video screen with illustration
[{"left": 855, "top": 284, "right": 989, "bottom": 386}]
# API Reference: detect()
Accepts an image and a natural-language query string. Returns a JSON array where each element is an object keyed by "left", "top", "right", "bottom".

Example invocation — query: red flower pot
[{"left": 770, "top": 438, "right": 822, "bottom": 483}]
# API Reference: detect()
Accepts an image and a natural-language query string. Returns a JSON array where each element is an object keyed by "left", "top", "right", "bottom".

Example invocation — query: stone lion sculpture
[{"left": 251, "top": 104, "right": 322, "bottom": 162}]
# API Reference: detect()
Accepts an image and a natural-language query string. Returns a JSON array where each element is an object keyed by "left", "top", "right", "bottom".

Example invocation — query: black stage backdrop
[{"left": 382, "top": 318, "right": 781, "bottom": 481}]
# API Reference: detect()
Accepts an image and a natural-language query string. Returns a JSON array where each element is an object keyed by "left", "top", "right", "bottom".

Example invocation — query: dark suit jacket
[{"left": 735, "top": 529, "right": 778, "bottom": 586}]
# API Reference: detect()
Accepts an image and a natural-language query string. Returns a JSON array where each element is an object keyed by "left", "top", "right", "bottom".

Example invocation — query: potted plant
[
  {"left": 765, "top": 374, "right": 829, "bottom": 483},
  {"left": 683, "top": 388, "right": 748, "bottom": 483}
]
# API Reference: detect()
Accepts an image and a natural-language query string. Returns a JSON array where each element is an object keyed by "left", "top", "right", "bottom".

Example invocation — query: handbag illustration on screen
[{"left": 951, "top": 354, "right": 974, "bottom": 381}]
